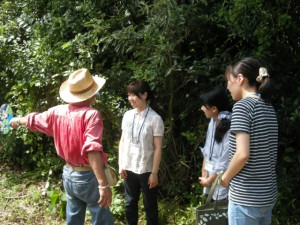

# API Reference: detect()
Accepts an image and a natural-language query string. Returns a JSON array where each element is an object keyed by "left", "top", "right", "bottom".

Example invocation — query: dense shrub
[{"left": 1, "top": 0, "right": 300, "bottom": 223}]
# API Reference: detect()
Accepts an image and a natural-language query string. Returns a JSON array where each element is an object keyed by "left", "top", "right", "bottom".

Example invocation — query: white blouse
[{"left": 119, "top": 107, "right": 164, "bottom": 174}]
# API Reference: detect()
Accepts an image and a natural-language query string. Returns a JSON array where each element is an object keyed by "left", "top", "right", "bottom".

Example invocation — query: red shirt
[{"left": 26, "top": 102, "right": 108, "bottom": 166}]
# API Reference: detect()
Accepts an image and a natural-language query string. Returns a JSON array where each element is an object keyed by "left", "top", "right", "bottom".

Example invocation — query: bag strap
[{"left": 205, "top": 172, "right": 224, "bottom": 204}]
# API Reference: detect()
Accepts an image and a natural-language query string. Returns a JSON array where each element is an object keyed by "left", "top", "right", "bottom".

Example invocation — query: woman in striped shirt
[{"left": 221, "top": 57, "right": 278, "bottom": 225}]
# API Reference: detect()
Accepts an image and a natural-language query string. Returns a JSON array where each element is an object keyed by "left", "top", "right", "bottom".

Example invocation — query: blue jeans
[
  {"left": 62, "top": 166, "right": 114, "bottom": 225},
  {"left": 228, "top": 201, "right": 275, "bottom": 225},
  {"left": 124, "top": 171, "right": 158, "bottom": 225}
]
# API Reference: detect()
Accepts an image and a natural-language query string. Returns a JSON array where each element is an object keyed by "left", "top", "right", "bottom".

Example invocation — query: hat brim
[{"left": 59, "top": 76, "right": 106, "bottom": 103}]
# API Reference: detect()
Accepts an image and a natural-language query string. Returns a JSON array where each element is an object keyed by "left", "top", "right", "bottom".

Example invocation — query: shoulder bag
[{"left": 195, "top": 173, "right": 228, "bottom": 225}]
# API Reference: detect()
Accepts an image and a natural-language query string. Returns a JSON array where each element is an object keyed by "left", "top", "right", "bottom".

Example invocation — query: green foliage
[
  {"left": 158, "top": 198, "right": 201, "bottom": 225},
  {"left": 0, "top": 166, "right": 65, "bottom": 224},
  {"left": 110, "top": 185, "right": 126, "bottom": 221},
  {"left": 47, "top": 188, "right": 67, "bottom": 218}
]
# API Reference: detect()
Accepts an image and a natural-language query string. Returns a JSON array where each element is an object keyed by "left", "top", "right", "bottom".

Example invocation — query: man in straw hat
[{"left": 10, "top": 68, "right": 114, "bottom": 225}]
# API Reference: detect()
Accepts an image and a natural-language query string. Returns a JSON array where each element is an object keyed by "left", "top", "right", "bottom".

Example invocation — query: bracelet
[
  {"left": 151, "top": 172, "right": 158, "bottom": 176},
  {"left": 98, "top": 184, "right": 110, "bottom": 190}
]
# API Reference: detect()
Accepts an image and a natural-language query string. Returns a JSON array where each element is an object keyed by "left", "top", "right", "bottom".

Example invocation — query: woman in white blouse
[
  {"left": 118, "top": 80, "right": 164, "bottom": 225},
  {"left": 199, "top": 87, "right": 231, "bottom": 200}
]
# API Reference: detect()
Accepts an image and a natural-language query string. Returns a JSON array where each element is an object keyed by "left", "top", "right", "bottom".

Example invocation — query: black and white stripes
[{"left": 229, "top": 97, "right": 278, "bottom": 207}]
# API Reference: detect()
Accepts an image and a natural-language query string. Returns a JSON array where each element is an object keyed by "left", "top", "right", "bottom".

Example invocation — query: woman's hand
[
  {"left": 119, "top": 169, "right": 128, "bottom": 180},
  {"left": 220, "top": 174, "right": 230, "bottom": 188},
  {"left": 199, "top": 177, "right": 212, "bottom": 188},
  {"left": 148, "top": 173, "right": 158, "bottom": 189}
]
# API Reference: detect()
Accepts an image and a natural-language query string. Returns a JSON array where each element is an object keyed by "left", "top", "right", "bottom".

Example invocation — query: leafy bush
[{"left": 1, "top": 0, "right": 300, "bottom": 223}]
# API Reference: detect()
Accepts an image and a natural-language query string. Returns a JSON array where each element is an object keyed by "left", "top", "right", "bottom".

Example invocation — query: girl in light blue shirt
[{"left": 199, "top": 87, "right": 232, "bottom": 200}]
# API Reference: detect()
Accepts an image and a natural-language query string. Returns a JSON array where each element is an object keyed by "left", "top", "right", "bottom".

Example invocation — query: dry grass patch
[{"left": 0, "top": 165, "right": 65, "bottom": 225}]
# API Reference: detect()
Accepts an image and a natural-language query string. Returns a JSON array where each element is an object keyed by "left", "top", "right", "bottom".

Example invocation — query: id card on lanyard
[
  {"left": 129, "top": 142, "right": 140, "bottom": 155},
  {"left": 205, "top": 159, "right": 215, "bottom": 172}
]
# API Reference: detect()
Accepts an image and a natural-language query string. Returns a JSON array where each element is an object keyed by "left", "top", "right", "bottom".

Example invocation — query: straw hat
[{"left": 59, "top": 68, "right": 106, "bottom": 103}]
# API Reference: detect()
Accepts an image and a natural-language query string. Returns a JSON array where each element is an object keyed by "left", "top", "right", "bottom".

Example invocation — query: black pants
[{"left": 124, "top": 170, "right": 158, "bottom": 225}]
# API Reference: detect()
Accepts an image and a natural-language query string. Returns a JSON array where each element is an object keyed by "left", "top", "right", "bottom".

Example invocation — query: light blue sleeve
[
  {"left": 200, "top": 119, "right": 214, "bottom": 160},
  {"left": 213, "top": 130, "right": 230, "bottom": 172}
]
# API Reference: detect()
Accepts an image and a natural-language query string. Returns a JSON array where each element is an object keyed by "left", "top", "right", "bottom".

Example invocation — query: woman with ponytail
[{"left": 199, "top": 87, "right": 232, "bottom": 201}]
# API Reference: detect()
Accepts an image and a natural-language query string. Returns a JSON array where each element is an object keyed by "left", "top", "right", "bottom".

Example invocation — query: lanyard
[
  {"left": 131, "top": 107, "right": 150, "bottom": 144},
  {"left": 209, "top": 121, "right": 216, "bottom": 161}
]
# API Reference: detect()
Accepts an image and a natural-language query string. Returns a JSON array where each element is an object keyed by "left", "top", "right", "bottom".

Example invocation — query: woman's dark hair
[
  {"left": 200, "top": 87, "right": 231, "bottom": 143},
  {"left": 126, "top": 80, "right": 154, "bottom": 101},
  {"left": 225, "top": 57, "right": 274, "bottom": 103}
]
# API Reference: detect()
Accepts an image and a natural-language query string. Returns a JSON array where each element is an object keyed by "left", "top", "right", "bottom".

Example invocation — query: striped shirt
[{"left": 229, "top": 97, "right": 278, "bottom": 207}]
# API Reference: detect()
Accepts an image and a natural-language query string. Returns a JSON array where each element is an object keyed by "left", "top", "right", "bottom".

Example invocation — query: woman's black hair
[
  {"left": 225, "top": 57, "right": 274, "bottom": 103},
  {"left": 200, "top": 87, "right": 231, "bottom": 143},
  {"left": 126, "top": 80, "right": 154, "bottom": 101}
]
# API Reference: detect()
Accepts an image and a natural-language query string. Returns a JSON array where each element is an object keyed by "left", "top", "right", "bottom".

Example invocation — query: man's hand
[
  {"left": 98, "top": 187, "right": 112, "bottom": 208},
  {"left": 9, "top": 118, "right": 20, "bottom": 129},
  {"left": 87, "top": 151, "right": 112, "bottom": 208}
]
